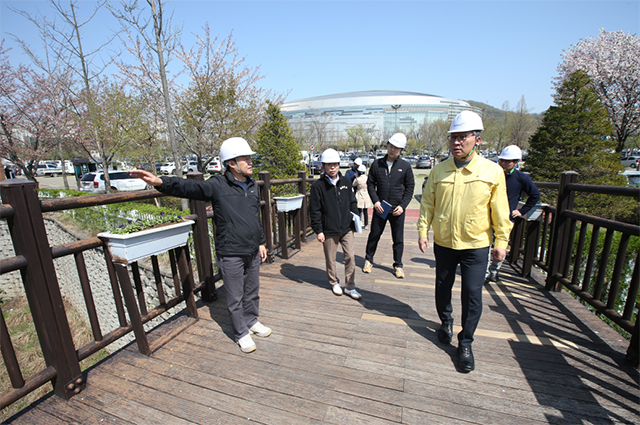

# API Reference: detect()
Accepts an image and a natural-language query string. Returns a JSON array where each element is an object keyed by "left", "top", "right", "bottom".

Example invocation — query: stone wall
[{"left": 1, "top": 217, "right": 188, "bottom": 352}]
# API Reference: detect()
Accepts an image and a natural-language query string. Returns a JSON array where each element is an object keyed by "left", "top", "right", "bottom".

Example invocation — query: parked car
[
  {"left": 36, "top": 163, "right": 63, "bottom": 177},
  {"left": 206, "top": 160, "right": 221, "bottom": 174},
  {"left": 339, "top": 156, "right": 350, "bottom": 168},
  {"left": 308, "top": 161, "right": 323, "bottom": 176},
  {"left": 80, "top": 171, "right": 148, "bottom": 193},
  {"left": 416, "top": 156, "right": 433, "bottom": 169},
  {"left": 183, "top": 161, "right": 199, "bottom": 173},
  {"left": 159, "top": 162, "right": 175, "bottom": 175},
  {"left": 620, "top": 156, "right": 639, "bottom": 169},
  {"left": 350, "top": 154, "right": 373, "bottom": 167},
  {"left": 622, "top": 170, "right": 640, "bottom": 187},
  {"left": 404, "top": 155, "right": 418, "bottom": 165}
]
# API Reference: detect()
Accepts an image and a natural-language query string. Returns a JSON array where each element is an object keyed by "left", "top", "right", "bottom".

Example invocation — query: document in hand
[
  {"left": 375, "top": 200, "right": 393, "bottom": 219},
  {"left": 351, "top": 212, "right": 362, "bottom": 233}
]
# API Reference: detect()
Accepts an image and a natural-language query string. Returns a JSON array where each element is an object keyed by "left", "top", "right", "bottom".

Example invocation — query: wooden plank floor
[{"left": 6, "top": 221, "right": 640, "bottom": 424}]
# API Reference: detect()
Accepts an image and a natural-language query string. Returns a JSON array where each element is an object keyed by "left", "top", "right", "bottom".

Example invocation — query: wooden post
[
  {"left": 546, "top": 171, "right": 578, "bottom": 291},
  {"left": 175, "top": 246, "right": 198, "bottom": 317},
  {"left": 298, "top": 170, "right": 308, "bottom": 242},
  {"left": 259, "top": 171, "right": 274, "bottom": 262},
  {"left": 522, "top": 219, "right": 541, "bottom": 277},
  {"left": 114, "top": 262, "right": 151, "bottom": 355},
  {"left": 186, "top": 172, "right": 216, "bottom": 302},
  {"left": 293, "top": 209, "right": 301, "bottom": 249},
  {"left": 0, "top": 179, "right": 84, "bottom": 398},
  {"left": 509, "top": 219, "right": 523, "bottom": 266},
  {"left": 278, "top": 211, "right": 289, "bottom": 259}
]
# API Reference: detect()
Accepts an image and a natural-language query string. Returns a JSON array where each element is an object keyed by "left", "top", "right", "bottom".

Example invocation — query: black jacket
[
  {"left": 367, "top": 155, "right": 415, "bottom": 210},
  {"left": 157, "top": 170, "right": 266, "bottom": 257},
  {"left": 309, "top": 173, "right": 358, "bottom": 236}
]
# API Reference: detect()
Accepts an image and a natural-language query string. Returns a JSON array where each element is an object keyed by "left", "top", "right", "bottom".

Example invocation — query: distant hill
[{"left": 467, "top": 100, "right": 544, "bottom": 120}]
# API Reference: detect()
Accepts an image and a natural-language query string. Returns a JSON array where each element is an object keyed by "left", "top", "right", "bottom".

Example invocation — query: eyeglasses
[{"left": 449, "top": 133, "right": 475, "bottom": 143}]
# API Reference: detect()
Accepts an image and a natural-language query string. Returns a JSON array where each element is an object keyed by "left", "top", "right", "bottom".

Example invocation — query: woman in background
[{"left": 353, "top": 164, "right": 372, "bottom": 230}]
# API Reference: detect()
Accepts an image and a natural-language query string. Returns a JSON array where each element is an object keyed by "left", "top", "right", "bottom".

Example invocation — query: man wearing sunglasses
[{"left": 417, "top": 111, "right": 512, "bottom": 373}]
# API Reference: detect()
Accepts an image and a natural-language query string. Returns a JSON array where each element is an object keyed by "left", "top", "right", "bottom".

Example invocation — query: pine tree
[
  {"left": 254, "top": 101, "right": 302, "bottom": 180},
  {"left": 526, "top": 70, "right": 637, "bottom": 223}
]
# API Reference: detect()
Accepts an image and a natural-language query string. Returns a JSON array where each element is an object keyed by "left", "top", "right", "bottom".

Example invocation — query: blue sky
[{"left": 1, "top": 0, "right": 638, "bottom": 114}]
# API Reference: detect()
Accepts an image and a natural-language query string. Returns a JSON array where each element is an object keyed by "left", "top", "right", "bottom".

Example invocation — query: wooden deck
[{"left": 6, "top": 222, "right": 640, "bottom": 424}]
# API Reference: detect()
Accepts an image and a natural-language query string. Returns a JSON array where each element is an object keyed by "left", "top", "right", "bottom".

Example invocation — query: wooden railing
[
  {"left": 0, "top": 170, "right": 315, "bottom": 410},
  {"left": 508, "top": 172, "right": 639, "bottom": 367}
]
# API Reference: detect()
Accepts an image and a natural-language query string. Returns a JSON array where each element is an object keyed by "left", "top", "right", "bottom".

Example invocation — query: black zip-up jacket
[
  {"left": 309, "top": 173, "right": 358, "bottom": 236},
  {"left": 157, "top": 170, "right": 266, "bottom": 257},
  {"left": 367, "top": 155, "right": 415, "bottom": 210}
]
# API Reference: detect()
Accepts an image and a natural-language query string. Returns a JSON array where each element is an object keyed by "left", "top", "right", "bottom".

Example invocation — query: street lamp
[{"left": 391, "top": 104, "right": 401, "bottom": 131}]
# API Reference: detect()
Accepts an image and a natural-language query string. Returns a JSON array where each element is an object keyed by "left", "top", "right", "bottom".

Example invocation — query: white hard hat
[
  {"left": 357, "top": 164, "right": 366, "bottom": 173},
  {"left": 354, "top": 157, "right": 363, "bottom": 166},
  {"left": 498, "top": 145, "right": 522, "bottom": 161},
  {"left": 220, "top": 137, "right": 256, "bottom": 162},
  {"left": 448, "top": 111, "right": 484, "bottom": 133},
  {"left": 320, "top": 148, "right": 341, "bottom": 163},
  {"left": 388, "top": 133, "right": 407, "bottom": 149}
]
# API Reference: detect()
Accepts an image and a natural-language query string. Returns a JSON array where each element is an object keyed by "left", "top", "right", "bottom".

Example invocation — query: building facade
[{"left": 281, "top": 90, "right": 481, "bottom": 146}]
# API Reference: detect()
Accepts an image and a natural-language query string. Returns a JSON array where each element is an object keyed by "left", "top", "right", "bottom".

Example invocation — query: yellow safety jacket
[{"left": 418, "top": 154, "right": 513, "bottom": 250}]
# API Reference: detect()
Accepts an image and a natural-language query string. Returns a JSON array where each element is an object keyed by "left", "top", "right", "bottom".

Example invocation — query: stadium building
[{"left": 281, "top": 90, "right": 481, "bottom": 144}]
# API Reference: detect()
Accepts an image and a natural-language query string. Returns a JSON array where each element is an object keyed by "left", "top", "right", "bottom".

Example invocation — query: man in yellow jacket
[{"left": 418, "top": 111, "right": 512, "bottom": 373}]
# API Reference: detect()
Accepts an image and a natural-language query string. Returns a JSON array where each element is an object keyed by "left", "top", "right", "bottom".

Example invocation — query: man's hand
[
  {"left": 511, "top": 209, "right": 522, "bottom": 219},
  {"left": 492, "top": 247, "right": 506, "bottom": 262},
  {"left": 129, "top": 170, "right": 163, "bottom": 187},
  {"left": 316, "top": 232, "right": 325, "bottom": 243},
  {"left": 374, "top": 201, "right": 383, "bottom": 214},
  {"left": 259, "top": 245, "right": 267, "bottom": 263},
  {"left": 418, "top": 237, "right": 429, "bottom": 253},
  {"left": 392, "top": 205, "right": 404, "bottom": 216}
]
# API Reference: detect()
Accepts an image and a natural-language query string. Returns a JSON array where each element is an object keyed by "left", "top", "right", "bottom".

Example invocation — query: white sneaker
[
  {"left": 249, "top": 321, "right": 272, "bottom": 338},
  {"left": 344, "top": 288, "right": 362, "bottom": 300},
  {"left": 362, "top": 260, "right": 372, "bottom": 273},
  {"left": 237, "top": 334, "right": 256, "bottom": 353},
  {"left": 332, "top": 284, "right": 343, "bottom": 296}
]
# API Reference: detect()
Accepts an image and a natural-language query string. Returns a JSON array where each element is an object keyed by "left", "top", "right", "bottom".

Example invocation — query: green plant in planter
[{"left": 110, "top": 212, "right": 184, "bottom": 234}]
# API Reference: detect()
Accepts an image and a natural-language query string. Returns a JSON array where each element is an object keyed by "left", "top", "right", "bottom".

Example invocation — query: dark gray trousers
[
  {"left": 217, "top": 252, "right": 261, "bottom": 340},
  {"left": 434, "top": 244, "right": 490, "bottom": 347}
]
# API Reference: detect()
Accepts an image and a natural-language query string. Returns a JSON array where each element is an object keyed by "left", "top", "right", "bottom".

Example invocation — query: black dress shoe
[
  {"left": 457, "top": 345, "right": 475, "bottom": 373},
  {"left": 437, "top": 322, "right": 453, "bottom": 344}
]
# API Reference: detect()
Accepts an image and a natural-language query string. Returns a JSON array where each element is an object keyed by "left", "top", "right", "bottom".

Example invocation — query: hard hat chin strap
[
  {"left": 463, "top": 144, "right": 479, "bottom": 158},
  {"left": 229, "top": 158, "right": 250, "bottom": 179}
]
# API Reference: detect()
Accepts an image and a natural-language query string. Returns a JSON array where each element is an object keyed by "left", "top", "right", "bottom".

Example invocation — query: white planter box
[
  {"left": 273, "top": 194, "right": 305, "bottom": 212},
  {"left": 98, "top": 220, "right": 194, "bottom": 263}
]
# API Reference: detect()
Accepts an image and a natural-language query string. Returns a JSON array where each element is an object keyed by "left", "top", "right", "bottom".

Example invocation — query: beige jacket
[{"left": 353, "top": 175, "right": 372, "bottom": 209}]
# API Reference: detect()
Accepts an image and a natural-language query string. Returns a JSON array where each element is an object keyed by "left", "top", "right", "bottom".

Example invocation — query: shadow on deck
[{"left": 6, "top": 225, "right": 639, "bottom": 424}]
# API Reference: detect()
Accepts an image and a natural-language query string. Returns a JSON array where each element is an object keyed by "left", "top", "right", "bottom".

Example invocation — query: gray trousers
[
  {"left": 322, "top": 232, "right": 356, "bottom": 290},
  {"left": 217, "top": 253, "right": 261, "bottom": 341}
]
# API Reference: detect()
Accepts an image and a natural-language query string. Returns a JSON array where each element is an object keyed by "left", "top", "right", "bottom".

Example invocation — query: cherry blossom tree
[
  {"left": 9, "top": 0, "right": 122, "bottom": 191},
  {"left": 555, "top": 29, "right": 640, "bottom": 152},
  {"left": 0, "top": 42, "right": 73, "bottom": 183},
  {"left": 173, "top": 25, "right": 284, "bottom": 170}
]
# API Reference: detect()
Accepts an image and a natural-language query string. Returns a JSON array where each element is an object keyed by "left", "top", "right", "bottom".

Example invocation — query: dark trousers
[
  {"left": 358, "top": 208, "right": 369, "bottom": 226},
  {"left": 433, "top": 244, "right": 490, "bottom": 347},
  {"left": 365, "top": 211, "right": 405, "bottom": 268},
  {"left": 217, "top": 252, "right": 261, "bottom": 340}
]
